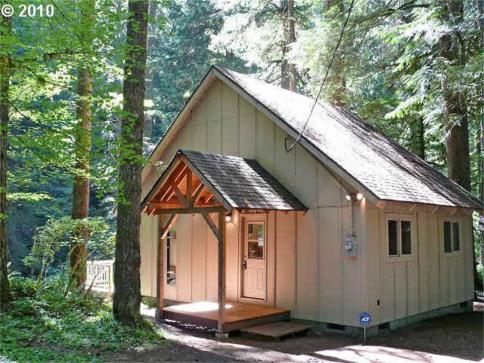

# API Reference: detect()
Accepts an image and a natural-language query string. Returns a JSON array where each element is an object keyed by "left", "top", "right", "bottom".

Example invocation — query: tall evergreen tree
[
  {"left": 70, "top": 67, "right": 93, "bottom": 287},
  {"left": 438, "top": 0, "right": 471, "bottom": 191},
  {"left": 281, "top": 0, "right": 297, "bottom": 91},
  {"left": 113, "top": 0, "right": 148, "bottom": 326},
  {"left": 70, "top": 0, "right": 96, "bottom": 288},
  {"left": 146, "top": 0, "right": 249, "bottom": 144},
  {"left": 0, "top": 11, "right": 12, "bottom": 309},
  {"left": 324, "top": 0, "right": 346, "bottom": 105}
]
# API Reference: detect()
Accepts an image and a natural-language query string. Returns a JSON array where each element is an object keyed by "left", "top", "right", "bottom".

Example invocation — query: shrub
[
  {"left": 0, "top": 275, "right": 163, "bottom": 362},
  {"left": 23, "top": 216, "right": 115, "bottom": 284}
]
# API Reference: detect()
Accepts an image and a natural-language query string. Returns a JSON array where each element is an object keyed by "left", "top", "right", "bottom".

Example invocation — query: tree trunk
[
  {"left": 439, "top": 0, "right": 479, "bottom": 289},
  {"left": 70, "top": 67, "right": 93, "bottom": 288},
  {"left": 113, "top": 0, "right": 148, "bottom": 326},
  {"left": 143, "top": 0, "right": 157, "bottom": 141},
  {"left": 444, "top": 100, "right": 471, "bottom": 191},
  {"left": 440, "top": 0, "right": 471, "bottom": 190},
  {"left": 0, "top": 13, "right": 11, "bottom": 310},
  {"left": 281, "top": 0, "right": 296, "bottom": 91},
  {"left": 476, "top": 0, "right": 484, "bottom": 272},
  {"left": 325, "top": 0, "right": 346, "bottom": 106},
  {"left": 409, "top": 116, "right": 425, "bottom": 159},
  {"left": 479, "top": 116, "right": 483, "bottom": 268}
]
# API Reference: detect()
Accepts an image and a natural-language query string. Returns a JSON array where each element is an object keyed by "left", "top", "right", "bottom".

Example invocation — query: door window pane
[
  {"left": 401, "top": 221, "right": 412, "bottom": 255},
  {"left": 247, "top": 223, "right": 264, "bottom": 259},
  {"left": 248, "top": 224, "right": 264, "bottom": 242},
  {"left": 443, "top": 221, "right": 452, "bottom": 253},
  {"left": 452, "top": 222, "right": 460, "bottom": 251},
  {"left": 388, "top": 220, "right": 398, "bottom": 256},
  {"left": 248, "top": 241, "right": 264, "bottom": 259}
]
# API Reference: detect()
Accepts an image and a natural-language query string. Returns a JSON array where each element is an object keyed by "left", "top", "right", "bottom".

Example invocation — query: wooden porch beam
[
  {"left": 156, "top": 163, "right": 188, "bottom": 202},
  {"left": 191, "top": 181, "right": 204, "bottom": 205},
  {"left": 160, "top": 214, "right": 178, "bottom": 239},
  {"left": 205, "top": 193, "right": 214, "bottom": 204},
  {"left": 202, "top": 212, "right": 219, "bottom": 239},
  {"left": 187, "top": 169, "right": 193, "bottom": 206},
  {"left": 154, "top": 206, "right": 225, "bottom": 215},
  {"left": 149, "top": 201, "right": 185, "bottom": 209},
  {"left": 170, "top": 181, "right": 190, "bottom": 207}
]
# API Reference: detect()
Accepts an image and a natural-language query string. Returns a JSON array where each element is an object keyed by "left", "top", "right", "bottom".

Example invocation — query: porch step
[{"left": 240, "top": 321, "right": 313, "bottom": 341}]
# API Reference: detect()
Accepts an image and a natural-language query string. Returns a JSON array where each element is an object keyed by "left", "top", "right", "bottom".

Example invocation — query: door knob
[{"left": 242, "top": 260, "right": 247, "bottom": 270}]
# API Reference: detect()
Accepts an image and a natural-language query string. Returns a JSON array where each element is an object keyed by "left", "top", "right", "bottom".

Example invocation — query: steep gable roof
[{"left": 145, "top": 66, "right": 482, "bottom": 210}]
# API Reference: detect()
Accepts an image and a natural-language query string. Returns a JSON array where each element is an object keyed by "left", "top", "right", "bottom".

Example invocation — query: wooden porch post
[
  {"left": 156, "top": 228, "right": 164, "bottom": 320},
  {"left": 217, "top": 211, "right": 226, "bottom": 336}
]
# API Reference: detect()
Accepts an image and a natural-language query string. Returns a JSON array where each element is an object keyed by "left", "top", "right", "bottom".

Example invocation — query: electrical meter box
[{"left": 344, "top": 234, "right": 357, "bottom": 256}]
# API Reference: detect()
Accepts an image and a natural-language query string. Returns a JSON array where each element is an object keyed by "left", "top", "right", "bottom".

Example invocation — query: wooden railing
[{"left": 86, "top": 260, "right": 114, "bottom": 292}]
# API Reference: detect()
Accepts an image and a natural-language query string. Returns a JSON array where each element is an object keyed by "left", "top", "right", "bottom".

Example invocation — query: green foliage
[
  {"left": 146, "top": 0, "right": 251, "bottom": 146},
  {"left": 6, "top": 0, "right": 249, "bottom": 274},
  {"left": 23, "top": 217, "right": 114, "bottom": 280},
  {"left": 0, "top": 276, "right": 163, "bottom": 363}
]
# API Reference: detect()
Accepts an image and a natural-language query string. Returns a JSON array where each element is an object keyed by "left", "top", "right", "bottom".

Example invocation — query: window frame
[
  {"left": 385, "top": 214, "right": 416, "bottom": 262},
  {"left": 166, "top": 229, "right": 177, "bottom": 286},
  {"left": 441, "top": 217, "right": 462, "bottom": 256}
]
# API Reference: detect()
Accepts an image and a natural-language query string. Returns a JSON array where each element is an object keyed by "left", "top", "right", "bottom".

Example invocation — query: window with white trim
[
  {"left": 443, "top": 221, "right": 460, "bottom": 253},
  {"left": 387, "top": 218, "right": 413, "bottom": 257}
]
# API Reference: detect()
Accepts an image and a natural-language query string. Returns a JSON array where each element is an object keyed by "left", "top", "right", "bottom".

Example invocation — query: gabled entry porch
[{"left": 141, "top": 149, "right": 306, "bottom": 335}]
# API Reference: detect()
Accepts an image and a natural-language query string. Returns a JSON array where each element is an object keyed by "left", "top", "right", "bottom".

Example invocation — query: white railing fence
[{"left": 86, "top": 260, "right": 114, "bottom": 292}]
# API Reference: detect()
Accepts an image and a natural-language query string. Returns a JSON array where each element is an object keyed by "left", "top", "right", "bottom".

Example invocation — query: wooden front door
[{"left": 242, "top": 220, "right": 266, "bottom": 300}]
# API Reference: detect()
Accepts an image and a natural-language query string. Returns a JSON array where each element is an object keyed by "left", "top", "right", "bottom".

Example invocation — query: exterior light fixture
[
  {"left": 154, "top": 160, "right": 164, "bottom": 170},
  {"left": 225, "top": 213, "right": 232, "bottom": 223},
  {"left": 346, "top": 192, "right": 364, "bottom": 201}
]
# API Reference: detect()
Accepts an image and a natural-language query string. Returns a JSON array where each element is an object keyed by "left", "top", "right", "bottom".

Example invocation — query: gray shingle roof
[
  {"left": 182, "top": 150, "right": 307, "bottom": 211},
  {"left": 216, "top": 67, "right": 482, "bottom": 209},
  {"left": 146, "top": 149, "right": 307, "bottom": 211}
]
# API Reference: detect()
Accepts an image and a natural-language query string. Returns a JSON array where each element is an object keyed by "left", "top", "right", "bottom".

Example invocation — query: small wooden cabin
[{"left": 139, "top": 66, "right": 482, "bottom": 334}]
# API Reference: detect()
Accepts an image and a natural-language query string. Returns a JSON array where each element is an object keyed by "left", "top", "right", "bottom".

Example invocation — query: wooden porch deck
[{"left": 162, "top": 301, "right": 290, "bottom": 332}]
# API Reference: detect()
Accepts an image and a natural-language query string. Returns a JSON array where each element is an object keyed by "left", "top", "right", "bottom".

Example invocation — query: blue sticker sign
[{"left": 359, "top": 312, "right": 372, "bottom": 326}]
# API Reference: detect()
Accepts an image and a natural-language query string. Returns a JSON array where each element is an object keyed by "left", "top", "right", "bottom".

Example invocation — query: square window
[
  {"left": 387, "top": 217, "right": 413, "bottom": 258},
  {"left": 443, "top": 221, "right": 452, "bottom": 253},
  {"left": 388, "top": 220, "right": 398, "bottom": 256},
  {"left": 401, "top": 221, "right": 412, "bottom": 255}
]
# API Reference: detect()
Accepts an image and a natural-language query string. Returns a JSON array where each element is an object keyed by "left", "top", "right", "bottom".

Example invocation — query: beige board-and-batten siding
[
  {"left": 362, "top": 202, "right": 474, "bottom": 326},
  {"left": 139, "top": 78, "right": 474, "bottom": 327}
]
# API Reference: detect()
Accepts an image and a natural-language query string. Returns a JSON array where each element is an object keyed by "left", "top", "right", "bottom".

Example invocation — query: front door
[{"left": 242, "top": 220, "right": 266, "bottom": 300}]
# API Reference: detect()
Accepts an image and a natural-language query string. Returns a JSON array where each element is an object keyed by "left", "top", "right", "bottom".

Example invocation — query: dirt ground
[{"left": 104, "top": 304, "right": 483, "bottom": 362}]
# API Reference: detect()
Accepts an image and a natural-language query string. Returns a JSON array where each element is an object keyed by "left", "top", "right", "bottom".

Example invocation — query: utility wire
[{"left": 285, "top": 0, "right": 357, "bottom": 153}]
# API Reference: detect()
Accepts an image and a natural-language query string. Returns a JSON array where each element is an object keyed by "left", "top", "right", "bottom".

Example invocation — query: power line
[{"left": 285, "top": 0, "right": 357, "bottom": 153}]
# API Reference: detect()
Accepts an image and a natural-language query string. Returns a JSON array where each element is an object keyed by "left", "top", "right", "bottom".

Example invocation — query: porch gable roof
[{"left": 141, "top": 149, "right": 307, "bottom": 213}]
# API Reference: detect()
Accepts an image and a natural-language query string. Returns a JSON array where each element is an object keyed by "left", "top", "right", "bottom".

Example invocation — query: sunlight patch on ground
[
  {"left": 166, "top": 301, "right": 234, "bottom": 313},
  {"left": 314, "top": 345, "right": 473, "bottom": 363},
  {"left": 140, "top": 303, "right": 156, "bottom": 317}
]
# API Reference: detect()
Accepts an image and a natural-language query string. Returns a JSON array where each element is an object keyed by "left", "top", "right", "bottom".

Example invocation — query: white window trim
[
  {"left": 441, "top": 217, "right": 462, "bottom": 257},
  {"left": 385, "top": 213, "right": 416, "bottom": 262}
]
